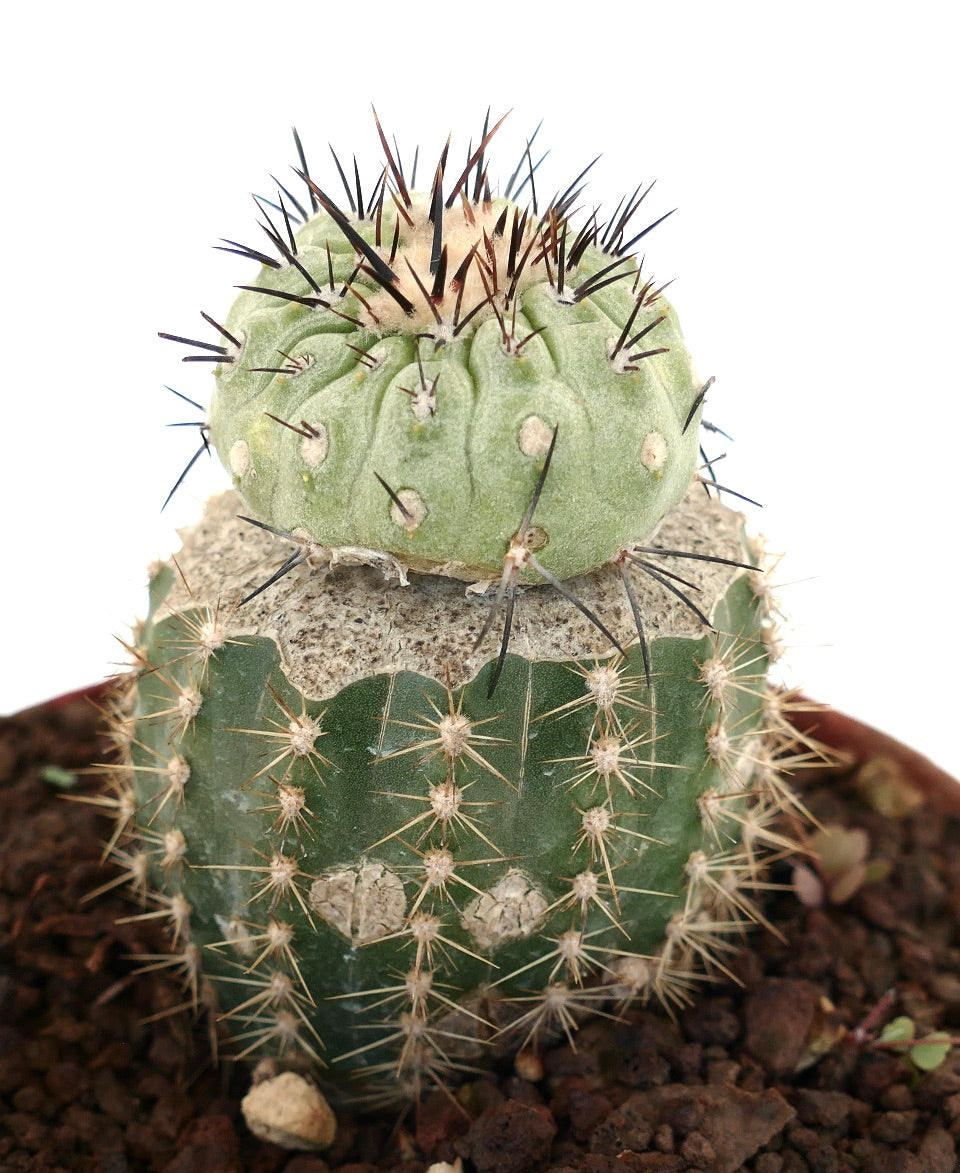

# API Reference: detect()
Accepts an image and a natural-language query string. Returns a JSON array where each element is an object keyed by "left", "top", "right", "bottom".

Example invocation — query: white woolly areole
[
  {"left": 518, "top": 415, "right": 554, "bottom": 458},
  {"left": 300, "top": 424, "right": 329, "bottom": 469},
  {"left": 390, "top": 488, "right": 427, "bottom": 532},
  {"left": 220, "top": 916, "right": 256, "bottom": 958},
  {"left": 587, "top": 664, "right": 622, "bottom": 711},
  {"left": 229, "top": 439, "right": 250, "bottom": 477},
  {"left": 406, "top": 378, "right": 437, "bottom": 422},
  {"left": 640, "top": 431, "right": 668, "bottom": 472}
]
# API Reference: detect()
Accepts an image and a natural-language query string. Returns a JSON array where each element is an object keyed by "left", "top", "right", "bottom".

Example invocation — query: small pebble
[{"left": 241, "top": 1072, "right": 336, "bottom": 1151}]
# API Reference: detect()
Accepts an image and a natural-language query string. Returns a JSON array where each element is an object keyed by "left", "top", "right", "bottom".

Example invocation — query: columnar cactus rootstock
[{"left": 98, "top": 113, "right": 804, "bottom": 1102}]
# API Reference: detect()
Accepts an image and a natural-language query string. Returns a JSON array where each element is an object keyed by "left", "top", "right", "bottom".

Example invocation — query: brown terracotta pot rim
[{"left": 788, "top": 695, "right": 960, "bottom": 816}]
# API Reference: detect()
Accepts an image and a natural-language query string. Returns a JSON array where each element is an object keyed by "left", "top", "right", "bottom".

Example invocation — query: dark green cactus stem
[{"left": 102, "top": 491, "right": 788, "bottom": 1100}]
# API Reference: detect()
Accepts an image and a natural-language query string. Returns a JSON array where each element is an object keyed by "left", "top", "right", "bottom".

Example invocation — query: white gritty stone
[{"left": 241, "top": 1071, "right": 336, "bottom": 1150}]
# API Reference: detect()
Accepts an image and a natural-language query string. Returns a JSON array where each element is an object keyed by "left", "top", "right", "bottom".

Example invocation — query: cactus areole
[{"left": 104, "top": 114, "right": 801, "bottom": 1104}]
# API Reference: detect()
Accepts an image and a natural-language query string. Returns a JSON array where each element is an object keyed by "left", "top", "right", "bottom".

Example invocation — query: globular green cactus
[
  {"left": 184, "top": 113, "right": 697, "bottom": 586},
  {"left": 99, "top": 114, "right": 804, "bottom": 1103}
]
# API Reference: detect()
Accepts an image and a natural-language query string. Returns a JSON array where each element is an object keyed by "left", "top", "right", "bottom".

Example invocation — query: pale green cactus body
[
  {"left": 100, "top": 118, "right": 804, "bottom": 1104},
  {"left": 207, "top": 189, "right": 702, "bottom": 582}
]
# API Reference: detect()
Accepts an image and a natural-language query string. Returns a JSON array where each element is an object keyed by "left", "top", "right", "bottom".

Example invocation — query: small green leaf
[
  {"left": 863, "top": 859, "right": 891, "bottom": 884},
  {"left": 879, "top": 1016, "right": 915, "bottom": 1044},
  {"left": 41, "top": 764, "right": 79, "bottom": 790},
  {"left": 910, "top": 1033, "right": 951, "bottom": 1071}
]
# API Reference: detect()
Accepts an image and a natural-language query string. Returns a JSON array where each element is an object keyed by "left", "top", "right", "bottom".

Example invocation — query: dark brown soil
[{"left": 2, "top": 687, "right": 959, "bottom": 1173}]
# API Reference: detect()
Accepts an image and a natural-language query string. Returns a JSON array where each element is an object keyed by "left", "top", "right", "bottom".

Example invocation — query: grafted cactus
[{"left": 99, "top": 114, "right": 802, "bottom": 1102}]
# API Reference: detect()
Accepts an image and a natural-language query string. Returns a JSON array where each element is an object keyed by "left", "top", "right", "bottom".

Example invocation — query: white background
[{"left": 3, "top": 3, "right": 956, "bottom": 779}]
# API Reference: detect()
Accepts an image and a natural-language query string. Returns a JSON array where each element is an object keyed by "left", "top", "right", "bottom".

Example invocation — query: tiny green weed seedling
[{"left": 845, "top": 990, "right": 958, "bottom": 1075}]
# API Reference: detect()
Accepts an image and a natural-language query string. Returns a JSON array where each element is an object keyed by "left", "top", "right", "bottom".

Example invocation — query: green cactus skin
[
  {"left": 167, "top": 118, "right": 704, "bottom": 584},
  {"left": 94, "top": 118, "right": 810, "bottom": 1104},
  {"left": 100, "top": 490, "right": 792, "bottom": 1101}
]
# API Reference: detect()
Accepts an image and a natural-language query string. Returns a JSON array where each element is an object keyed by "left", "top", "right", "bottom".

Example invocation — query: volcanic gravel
[{"left": 2, "top": 688, "right": 959, "bottom": 1172}]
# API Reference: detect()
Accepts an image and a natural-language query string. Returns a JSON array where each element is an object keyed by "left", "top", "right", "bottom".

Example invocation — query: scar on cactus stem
[{"left": 90, "top": 110, "right": 833, "bottom": 1106}]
